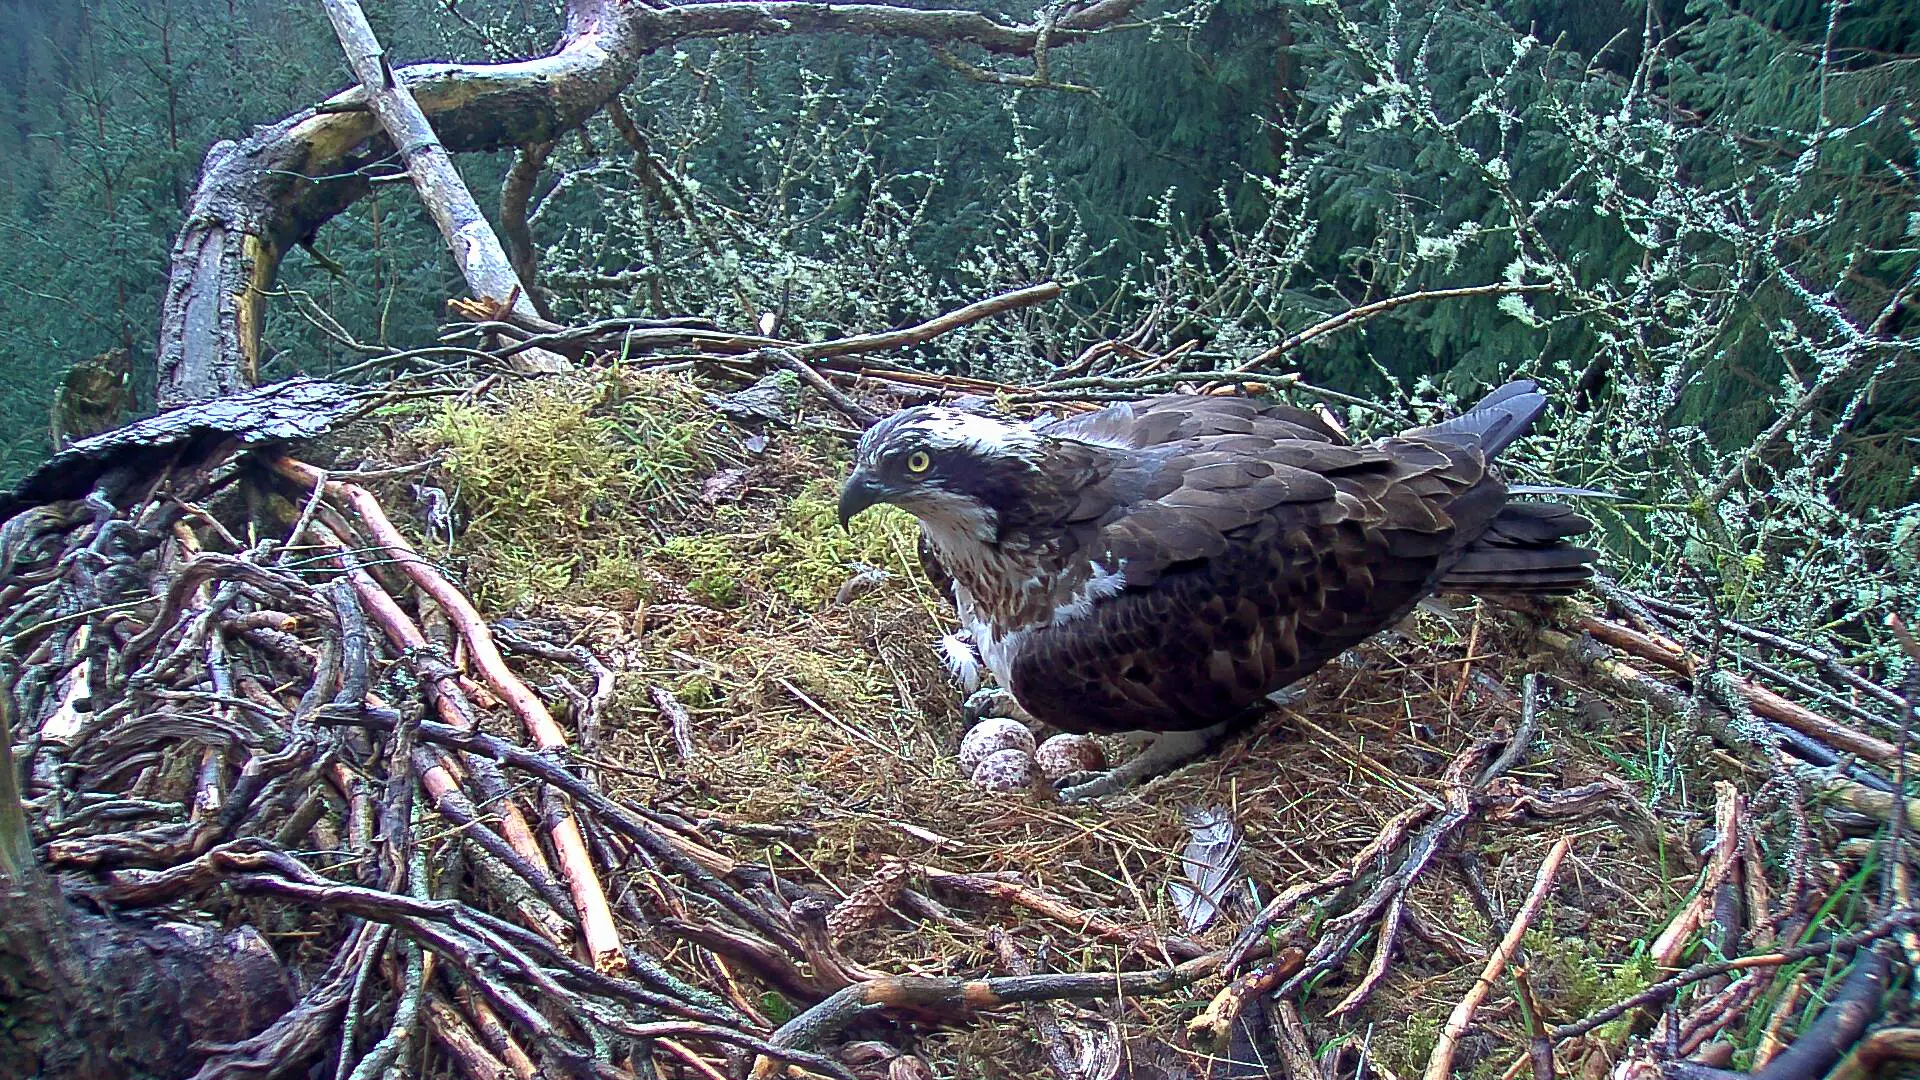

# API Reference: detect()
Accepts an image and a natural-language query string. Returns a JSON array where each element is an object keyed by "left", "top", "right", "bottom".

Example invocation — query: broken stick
[
  {"left": 1424, "top": 837, "right": 1573, "bottom": 1080},
  {"left": 320, "top": 0, "right": 568, "bottom": 374}
]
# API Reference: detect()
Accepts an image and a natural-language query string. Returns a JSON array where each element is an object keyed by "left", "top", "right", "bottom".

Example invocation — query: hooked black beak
[{"left": 837, "top": 469, "right": 887, "bottom": 530}]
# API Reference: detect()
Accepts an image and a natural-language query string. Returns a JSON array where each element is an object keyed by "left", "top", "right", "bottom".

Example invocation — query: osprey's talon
[
  {"left": 1264, "top": 683, "right": 1308, "bottom": 709},
  {"left": 1054, "top": 768, "right": 1125, "bottom": 802},
  {"left": 1054, "top": 723, "right": 1239, "bottom": 802},
  {"left": 962, "top": 687, "right": 1031, "bottom": 726}
]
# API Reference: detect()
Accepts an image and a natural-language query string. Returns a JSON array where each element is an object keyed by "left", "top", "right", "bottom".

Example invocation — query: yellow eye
[{"left": 906, "top": 451, "right": 932, "bottom": 474}]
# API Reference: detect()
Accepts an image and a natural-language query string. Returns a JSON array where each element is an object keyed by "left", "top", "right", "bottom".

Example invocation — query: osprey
[{"left": 837, "top": 381, "right": 1597, "bottom": 798}]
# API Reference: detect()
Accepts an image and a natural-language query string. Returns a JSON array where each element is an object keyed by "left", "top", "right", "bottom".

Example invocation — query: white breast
[
  {"left": 951, "top": 580, "right": 1025, "bottom": 688},
  {"left": 945, "top": 558, "right": 1126, "bottom": 690}
]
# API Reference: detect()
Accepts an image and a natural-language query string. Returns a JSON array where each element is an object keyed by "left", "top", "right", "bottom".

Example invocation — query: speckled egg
[
  {"left": 1033, "top": 734, "right": 1107, "bottom": 782},
  {"left": 970, "top": 747, "right": 1035, "bottom": 792},
  {"left": 957, "top": 717, "right": 1036, "bottom": 775}
]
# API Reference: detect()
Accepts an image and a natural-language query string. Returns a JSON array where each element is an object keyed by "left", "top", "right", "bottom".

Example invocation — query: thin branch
[
  {"left": 1232, "top": 283, "right": 1553, "bottom": 374},
  {"left": 1425, "top": 837, "right": 1572, "bottom": 1080},
  {"left": 1885, "top": 614, "right": 1917, "bottom": 912},
  {"left": 1571, "top": 613, "right": 1916, "bottom": 771},
  {"left": 501, "top": 140, "right": 556, "bottom": 320},
  {"left": 931, "top": 45, "right": 1095, "bottom": 94},
  {"left": 747, "top": 959, "right": 1213, "bottom": 1080},
  {"left": 797, "top": 281, "right": 1063, "bottom": 363},
  {"left": 766, "top": 348, "right": 882, "bottom": 428}
]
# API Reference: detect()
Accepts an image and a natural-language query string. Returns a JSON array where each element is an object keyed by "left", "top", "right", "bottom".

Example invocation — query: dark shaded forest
[{"left": 3, "top": 0, "right": 1917, "bottom": 655}]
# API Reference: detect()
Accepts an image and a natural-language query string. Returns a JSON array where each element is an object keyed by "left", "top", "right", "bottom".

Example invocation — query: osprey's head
[{"left": 837, "top": 405, "right": 1045, "bottom": 540}]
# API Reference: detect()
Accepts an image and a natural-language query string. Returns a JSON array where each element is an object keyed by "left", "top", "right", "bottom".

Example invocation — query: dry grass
[{"left": 358, "top": 372, "right": 1762, "bottom": 1079}]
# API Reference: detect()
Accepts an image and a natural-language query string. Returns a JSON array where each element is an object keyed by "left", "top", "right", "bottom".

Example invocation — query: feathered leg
[
  {"left": 1054, "top": 722, "right": 1240, "bottom": 801},
  {"left": 1054, "top": 682, "right": 1305, "bottom": 801}
]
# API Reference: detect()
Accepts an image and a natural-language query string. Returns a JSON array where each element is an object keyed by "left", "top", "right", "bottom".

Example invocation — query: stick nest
[{"left": 3, "top": 365, "right": 1908, "bottom": 1080}]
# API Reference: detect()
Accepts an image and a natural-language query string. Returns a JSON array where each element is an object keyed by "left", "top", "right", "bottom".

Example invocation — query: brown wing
[
  {"left": 1037, "top": 394, "right": 1347, "bottom": 448},
  {"left": 1007, "top": 436, "right": 1504, "bottom": 734},
  {"left": 920, "top": 395, "right": 1344, "bottom": 600}
]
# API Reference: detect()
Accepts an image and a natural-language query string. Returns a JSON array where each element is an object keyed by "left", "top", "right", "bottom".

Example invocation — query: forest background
[{"left": 0, "top": 0, "right": 1915, "bottom": 671}]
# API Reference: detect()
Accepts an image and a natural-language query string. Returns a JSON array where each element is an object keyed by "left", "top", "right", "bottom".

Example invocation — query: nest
[{"left": 1, "top": 365, "right": 1911, "bottom": 1080}]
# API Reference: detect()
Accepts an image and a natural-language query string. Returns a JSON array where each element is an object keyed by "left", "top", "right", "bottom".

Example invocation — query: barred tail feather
[{"left": 1439, "top": 500, "right": 1598, "bottom": 595}]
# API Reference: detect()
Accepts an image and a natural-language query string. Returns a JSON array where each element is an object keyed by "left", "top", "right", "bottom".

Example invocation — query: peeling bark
[{"left": 0, "top": 882, "right": 293, "bottom": 1080}]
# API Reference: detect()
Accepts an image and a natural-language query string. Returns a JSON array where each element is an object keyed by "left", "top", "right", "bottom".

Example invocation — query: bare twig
[
  {"left": 766, "top": 348, "right": 882, "bottom": 428},
  {"left": 747, "top": 959, "right": 1213, "bottom": 1080},
  {"left": 275, "top": 458, "right": 625, "bottom": 974},
  {"left": 914, "top": 862, "right": 1205, "bottom": 961},
  {"left": 991, "top": 930, "right": 1105, "bottom": 1080},
  {"left": 1232, "top": 283, "right": 1553, "bottom": 374},
  {"left": 1424, "top": 837, "right": 1572, "bottom": 1080},
  {"left": 799, "top": 282, "right": 1062, "bottom": 363},
  {"left": 1187, "top": 948, "right": 1306, "bottom": 1051},
  {"left": 649, "top": 685, "right": 698, "bottom": 763},
  {"left": 1574, "top": 614, "right": 1913, "bottom": 770}
]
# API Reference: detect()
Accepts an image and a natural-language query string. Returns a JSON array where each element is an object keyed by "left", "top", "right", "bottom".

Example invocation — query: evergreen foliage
[{"left": 0, "top": 0, "right": 1913, "bottom": 665}]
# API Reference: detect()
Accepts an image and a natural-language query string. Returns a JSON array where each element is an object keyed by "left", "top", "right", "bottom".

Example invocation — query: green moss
[
  {"left": 675, "top": 676, "right": 716, "bottom": 708},
  {"left": 653, "top": 480, "right": 924, "bottom": 610},
  {"left": 1367, "top": 924, "right": 1658, "bottom": 1080},
  {"left": 1520, "top": 929, "right": 1657, "bottom": 1042},
  {"left": 421, "top": 370, "right": 715, "bottom": 608},
  {"left": 1371, "top": 1012, "right": 1446, "bottom": 1080},
  {"left": 767, "top": 481, "right": 923, "bottom": 606},
  {"left": 416, "top": 368, "right": 934, "bottom": 640}
]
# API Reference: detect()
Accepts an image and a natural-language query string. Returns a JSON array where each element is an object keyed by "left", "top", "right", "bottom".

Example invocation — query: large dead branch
[
  {"left": 320, "top": 0, "right": 567, "bottom": 374},
  {"left": 156, "top": 0, "right": 1143, "bottom": 404}
]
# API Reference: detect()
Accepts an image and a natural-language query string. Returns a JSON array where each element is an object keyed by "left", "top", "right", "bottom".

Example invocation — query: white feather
[
  {"left": 937, "top": 632, "right": 983, "bottom": 692},
  {"left": 914, "top": 493, "right": 1001, "bottom": 547},
  {"left": 903, "top": 408, "right": 1040, "bottom": 458},
  {"left": 1166, "top": 805, "right": 1246, "bottom": 932},
  {"left": 1051, "top": 561, "right": 1126, "bottom": 623},
  {"left": 973, "top": 621, "right": 1028, "bottom": 689},
  {"left": 949, "top": 580, "right": 1023, "bottom": 688}
]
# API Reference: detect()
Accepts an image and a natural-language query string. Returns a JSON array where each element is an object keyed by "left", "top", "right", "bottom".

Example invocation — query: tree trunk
[
  {"left": 0, "top": 694, "right": 292, "bottom": 1079},
  {"left": 1, "top": 876, "right": 294, "bottom": 1079},
  {"left": 156, "top": 0, "right": 637, "bottom": 404}
]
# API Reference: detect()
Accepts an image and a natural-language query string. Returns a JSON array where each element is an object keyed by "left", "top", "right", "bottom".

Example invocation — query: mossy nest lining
[{"left": 343, "top": 370, "right": 1794, "bottom": 1079}]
